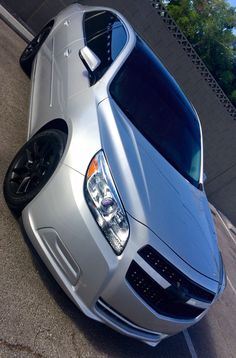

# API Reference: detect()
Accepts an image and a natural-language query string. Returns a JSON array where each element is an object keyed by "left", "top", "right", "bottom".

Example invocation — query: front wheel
[{"left": 3, "top": 129, "right": 67, "bottom": 216}]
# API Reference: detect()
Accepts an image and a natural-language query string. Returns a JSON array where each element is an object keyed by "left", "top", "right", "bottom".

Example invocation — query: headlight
[{"left": 84, "top": 151, "right": 129, "bottom": 255}]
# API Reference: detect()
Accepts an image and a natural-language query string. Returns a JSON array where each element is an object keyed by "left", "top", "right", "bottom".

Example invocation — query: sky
[
  {"left": 227, "top": 0, "right": 236, "bottom": 34},
  {"left": 227, "top": 0, "right": 236, "bottom": 6}
]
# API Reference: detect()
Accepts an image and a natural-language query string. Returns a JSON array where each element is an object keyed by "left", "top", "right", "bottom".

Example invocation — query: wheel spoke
[
  {"left": 33, "top": 141, "right": 40, "bottom": 158},
  {"left": 24, "top": 44, "right": 34, "bottom": 56},
  {"left": 26, "top": 148, "right": 34, "bottom": 164},
  {"left": 10, "top": 176, "right": 23, "bottom": 184},
  {"left": 26, "top": 45, "right": 33, "bottom": 52},
  {"left": 12, "top": 167, "right": 27, "bottom": 177},
  {"left": 36, "top": 33, "right": 43, "bottom": 44},
  {"left": 16, "top": 176, "right": 31, "bottom": 194}
]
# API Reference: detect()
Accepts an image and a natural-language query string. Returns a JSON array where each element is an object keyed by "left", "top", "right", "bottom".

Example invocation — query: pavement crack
[{"left": 0, "top": 338, "right": 45, "bottom": 357}]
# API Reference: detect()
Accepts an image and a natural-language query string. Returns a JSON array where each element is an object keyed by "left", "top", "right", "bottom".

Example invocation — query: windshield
[{"left": 110, "top": 37, "right": 201, "bottom": 188}]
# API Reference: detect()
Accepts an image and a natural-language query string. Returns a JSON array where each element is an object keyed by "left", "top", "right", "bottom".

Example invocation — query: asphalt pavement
[{"left": 0, "top": 19, "right": 236, "bottom": 358}]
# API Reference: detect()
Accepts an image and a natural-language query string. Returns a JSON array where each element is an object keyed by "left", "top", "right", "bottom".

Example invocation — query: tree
[{"left": 165, "top": 0, "right": 236, "bottom": 107}]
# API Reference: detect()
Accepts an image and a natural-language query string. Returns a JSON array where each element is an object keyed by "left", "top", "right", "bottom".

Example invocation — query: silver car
[{"left": 4, "top": 3, "right": 225, "bottom": 347}]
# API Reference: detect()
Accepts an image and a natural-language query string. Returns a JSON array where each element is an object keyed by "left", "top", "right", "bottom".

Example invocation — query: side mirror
[{"left": 79, "top": 46, "right": 101, "bottom": 73}]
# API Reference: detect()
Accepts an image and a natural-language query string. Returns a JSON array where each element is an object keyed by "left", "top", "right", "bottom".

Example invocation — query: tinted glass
[
  {"left": 84, "top": 11, "right": 127, "bottom": 81},
  {"left": 110, "top": 37, "right": 201, "bottom": 187}
]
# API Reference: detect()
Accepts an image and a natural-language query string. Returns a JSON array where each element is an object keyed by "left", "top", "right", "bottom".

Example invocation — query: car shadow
[{"left": 18, "top": 219, "right": 218, "bottom": 358}]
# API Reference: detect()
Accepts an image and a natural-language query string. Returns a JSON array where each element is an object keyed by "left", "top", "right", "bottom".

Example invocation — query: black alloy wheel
[
  {"left": 20, "top": 22, "right": 53, "bottom": 77},
  {"left": 3, "top": 129, "right": 66, "bottom": 216}
]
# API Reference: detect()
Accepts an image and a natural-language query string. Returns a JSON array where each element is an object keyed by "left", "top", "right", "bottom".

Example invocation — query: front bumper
[{"left": 22, "top": 163, "right": 220, "bottom": 346}]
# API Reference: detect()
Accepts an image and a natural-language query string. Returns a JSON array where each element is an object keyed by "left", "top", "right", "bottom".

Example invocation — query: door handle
[{"left": 64, "top": 48, "right": 72, "bottom": 57}]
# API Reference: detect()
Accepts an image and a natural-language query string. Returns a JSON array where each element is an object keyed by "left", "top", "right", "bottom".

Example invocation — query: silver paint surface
[{"left": 21, "top": 3, "right": 225, "bottom": 347}]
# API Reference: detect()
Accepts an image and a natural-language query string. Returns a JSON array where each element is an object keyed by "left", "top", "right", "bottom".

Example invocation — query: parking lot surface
[{"left": 0, "top": 20, "right": 236, "bottom": 358}]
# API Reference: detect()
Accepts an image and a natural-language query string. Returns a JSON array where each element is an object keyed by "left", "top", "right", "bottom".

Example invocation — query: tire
[
  {"left": 3, "top": 129, "right": 67, "bottom": 216},
  {"left": 20, "top": 22, "right": 53, "bottom": 78}
]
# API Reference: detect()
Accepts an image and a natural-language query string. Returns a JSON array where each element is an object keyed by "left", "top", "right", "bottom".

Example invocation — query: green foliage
[
  {"left": 231, "top": 89, "right": 236, "bottom": 103},
  {"left": 165, "top": 0, "right": 236, "bottom": 107}
]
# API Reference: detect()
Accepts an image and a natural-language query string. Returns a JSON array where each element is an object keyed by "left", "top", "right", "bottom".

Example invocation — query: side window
[{"left": 83, "top": 11, "right": 127, "bottom": 82}]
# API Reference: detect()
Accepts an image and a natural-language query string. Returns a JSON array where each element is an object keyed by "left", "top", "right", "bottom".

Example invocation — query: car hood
[{"left": 98, "top": 98, "right": 220, "bottom": 282}]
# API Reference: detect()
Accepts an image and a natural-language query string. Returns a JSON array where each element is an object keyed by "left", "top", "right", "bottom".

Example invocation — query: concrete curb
[{"left": 0, "top": 4, "right": 33, "bottom": 42}]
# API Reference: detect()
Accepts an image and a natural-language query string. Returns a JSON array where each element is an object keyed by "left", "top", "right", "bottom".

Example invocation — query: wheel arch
[{"left": 35, "top": 118, "right": 68, "bottom": 137}]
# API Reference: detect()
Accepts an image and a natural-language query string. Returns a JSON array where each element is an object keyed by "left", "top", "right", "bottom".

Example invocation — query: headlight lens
[{"left": 84, "top": 151, "right": 129, "bottom": 255}]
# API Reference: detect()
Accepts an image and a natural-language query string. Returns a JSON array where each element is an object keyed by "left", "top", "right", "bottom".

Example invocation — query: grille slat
[
  {"left": 126, "top": 245, "right": 215, "bottom": 320},
  {"left": 139, "top": 246, "right": 215, "bottom": 302},
  {"left": 126, "top": 261, "right": 204, "bottom": 320}
]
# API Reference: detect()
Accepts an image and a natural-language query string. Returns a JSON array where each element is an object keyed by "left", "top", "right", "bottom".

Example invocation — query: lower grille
[{"left": 126, "top": 261, "right": 205, "bottom": 320}]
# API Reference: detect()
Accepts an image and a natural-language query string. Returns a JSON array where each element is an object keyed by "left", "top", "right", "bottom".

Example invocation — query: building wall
[{"left": 1, "top": 0, "right": 236, "bottom": 223}]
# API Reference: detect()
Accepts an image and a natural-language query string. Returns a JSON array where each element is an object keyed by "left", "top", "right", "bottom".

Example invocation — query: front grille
[
  {"left": 126, "top": 246, "right": 215, "bottom": 320},
  {"left": 139, "top": 246, "right": 215, "bottom": 302},
  {"left": 126, "top": 261, "right": 204, "bottom": 320}
]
